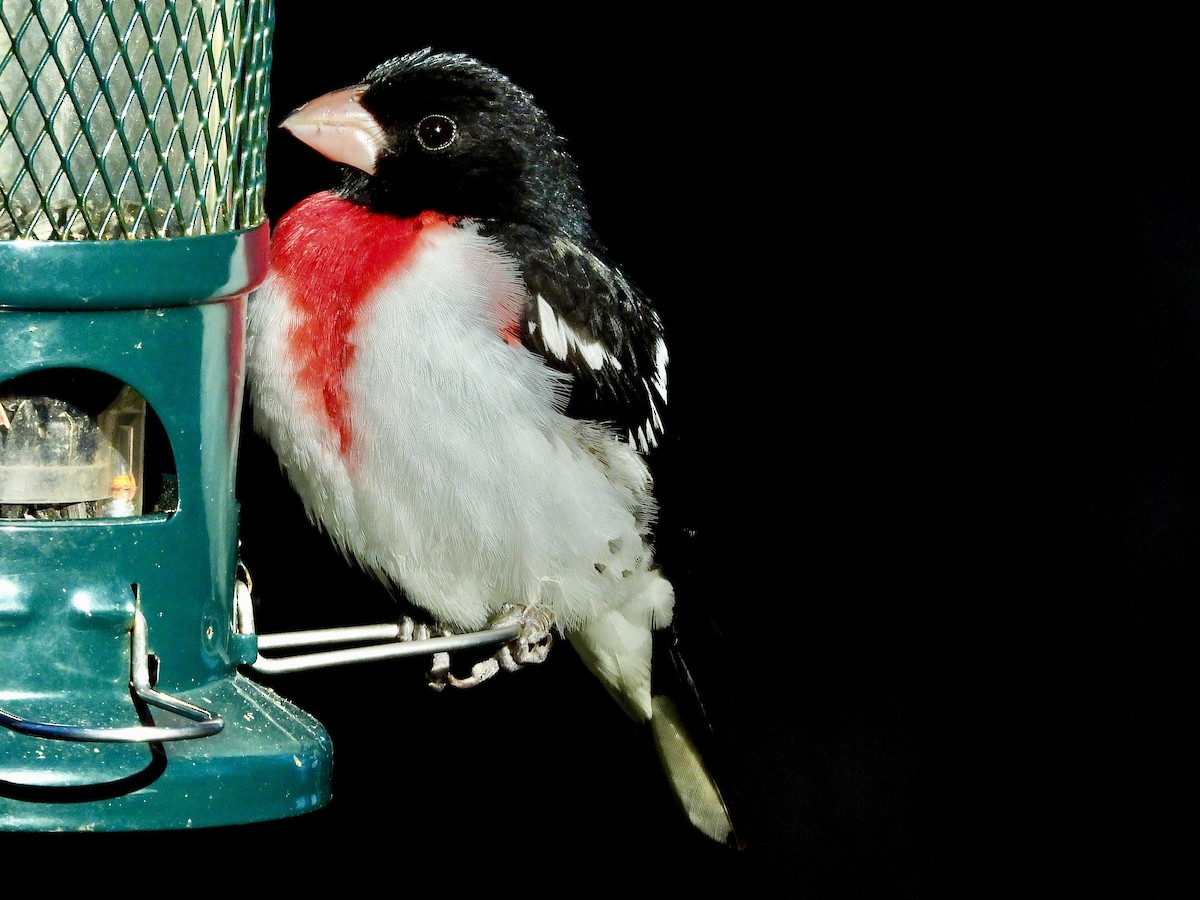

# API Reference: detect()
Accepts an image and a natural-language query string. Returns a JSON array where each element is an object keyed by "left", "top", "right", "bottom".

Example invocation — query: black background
[
  {"left": 20, "top": 22, "right": 1196, "bottom": 899},
  {"left": 5, "top": 10, "right": 1197, "bottom": 891}
]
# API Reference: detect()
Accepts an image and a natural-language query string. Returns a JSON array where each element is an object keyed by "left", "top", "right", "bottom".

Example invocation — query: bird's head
[{"left": 281, "top": 48, "right": 591, "bottom": 237}]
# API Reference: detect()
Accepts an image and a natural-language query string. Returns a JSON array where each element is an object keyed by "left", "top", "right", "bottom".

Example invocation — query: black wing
[{"left": 495, "top": 226, "right": 668, "bottom": 452}]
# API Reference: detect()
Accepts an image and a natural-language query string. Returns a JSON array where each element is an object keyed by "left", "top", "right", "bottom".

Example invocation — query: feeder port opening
[{"left": 0, "top": 368, "right": 177, "bottom": 520}]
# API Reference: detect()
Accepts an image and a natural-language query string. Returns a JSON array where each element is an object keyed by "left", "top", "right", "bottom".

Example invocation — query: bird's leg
[
  {"left": 425, "top": 603, "right": 555, "bottom": 691},
  {"left": 491, "top": 602, "right": 555, "bottom": 671}
]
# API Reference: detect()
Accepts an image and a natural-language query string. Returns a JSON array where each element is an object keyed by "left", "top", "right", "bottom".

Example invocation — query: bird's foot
[
  {"left": 426, "top": 603, "right": 555, "bottom": 691},
  {"left": 428, "top": 651, "right": 499, "bottom": 690},
  {"left": 492, "top": 602, "right": 555, "bottom": 671}
]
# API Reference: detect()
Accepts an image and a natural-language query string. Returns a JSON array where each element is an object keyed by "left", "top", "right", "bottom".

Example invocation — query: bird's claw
[
  {"left": 428, "top": 652, "right": 500, "bottom": 690},
  {"left": 426, "top": 603, "right": 555, "bottom": 691}
]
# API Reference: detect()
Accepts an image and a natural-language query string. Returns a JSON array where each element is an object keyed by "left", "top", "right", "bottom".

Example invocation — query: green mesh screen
[{"left": 0, "top": 0, "right": 273, "bottom": 241}]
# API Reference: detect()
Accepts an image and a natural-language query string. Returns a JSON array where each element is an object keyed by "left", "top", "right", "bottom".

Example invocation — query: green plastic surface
[
  {"left": 0, "top": 228, "right": 270, "bottom": 309},
  {"left": 0, "top": 225, "right": 335, "bottom": 830}
]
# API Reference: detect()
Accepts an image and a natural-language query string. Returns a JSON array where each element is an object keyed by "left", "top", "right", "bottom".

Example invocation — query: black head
[{"left": 339, "top": 48, "right": 592, "bottom": 238}]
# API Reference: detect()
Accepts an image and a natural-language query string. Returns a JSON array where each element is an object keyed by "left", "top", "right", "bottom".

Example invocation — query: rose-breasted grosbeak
[{"left": 245, "top": 48, "right": 737, "bottom": 845}]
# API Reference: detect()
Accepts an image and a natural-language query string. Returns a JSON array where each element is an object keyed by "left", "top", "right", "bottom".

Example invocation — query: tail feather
[
  {"left": 569, "top": 599, "right": 745, "bottom": 848},
  {"left": 651, "top": 693, "right": 739, "bottom": 845},
  {"left": 652, "top": 623, "right": 746, "bottom": 848}
]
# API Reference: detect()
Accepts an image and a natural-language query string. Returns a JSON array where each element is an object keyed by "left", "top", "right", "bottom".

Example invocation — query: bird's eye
[{"left": 416, "top": 114, "right": 457, "bottom": 151}]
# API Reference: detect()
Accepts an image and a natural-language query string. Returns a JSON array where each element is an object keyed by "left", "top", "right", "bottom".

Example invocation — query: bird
[{"left": 244, "top": 48, "right": 739, "bottom": 846}]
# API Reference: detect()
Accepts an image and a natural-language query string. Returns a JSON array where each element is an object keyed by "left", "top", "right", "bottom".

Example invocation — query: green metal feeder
[{"left": 0, "top": 0, "right": 333, "bottom": 830}]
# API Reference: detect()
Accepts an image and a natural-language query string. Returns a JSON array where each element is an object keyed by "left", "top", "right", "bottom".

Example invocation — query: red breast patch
[{"left": 269, "top": 192, "right": 455, "bottom": 455}]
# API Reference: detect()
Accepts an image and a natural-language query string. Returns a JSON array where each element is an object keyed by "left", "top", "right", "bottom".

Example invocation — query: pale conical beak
[{"left": 281, "top": 85, "right": 385, "bottom": 175}]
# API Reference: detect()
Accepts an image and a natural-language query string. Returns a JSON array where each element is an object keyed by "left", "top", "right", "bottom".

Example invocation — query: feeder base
[{"left": 0, "top": 674, "right": 333, "bottom": 832}]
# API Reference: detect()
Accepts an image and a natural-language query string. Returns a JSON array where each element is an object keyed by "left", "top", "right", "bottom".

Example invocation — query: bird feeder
[{"left": 0, "top": 0, "right": 334, "bottom": 831}]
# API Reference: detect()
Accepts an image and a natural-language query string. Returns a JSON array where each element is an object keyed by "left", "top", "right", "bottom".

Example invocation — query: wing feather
[{"left": 515, "top": 231, "right": 668, "bottom": 452}]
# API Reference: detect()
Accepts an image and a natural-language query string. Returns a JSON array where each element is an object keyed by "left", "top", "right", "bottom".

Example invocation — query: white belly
[{"left": 247, "top": 221, "right": 665, "bottom": 633}]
